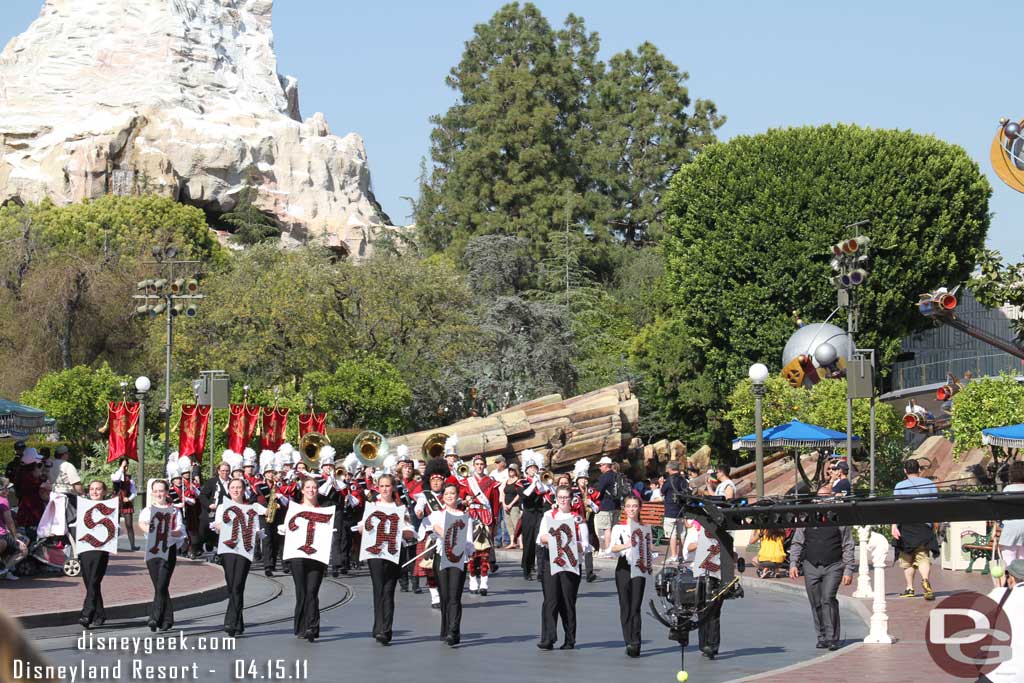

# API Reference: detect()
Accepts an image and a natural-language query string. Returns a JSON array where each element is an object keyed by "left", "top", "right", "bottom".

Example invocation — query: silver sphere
[
  {"left": 813, "top": 342, "right": 838, "bottom": 367},
  {"left": 1005, "top": 121, "right": 1021, "bottom": 141},
  {"left": 782, "top": 323, "right": 851, "bottom": 369}
]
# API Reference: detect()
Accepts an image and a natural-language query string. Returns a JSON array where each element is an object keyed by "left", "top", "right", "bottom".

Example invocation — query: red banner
[
  {"left": 259, "top": 407, "right": 289, "bottom": 451},
  {"left": 227, "top": 404, "right": 260, "bottom": 454},
  {"left": 106, "top": 401, "right": 141, "bottom": 463},
  {"left": 178, "top": 404, "right": 211, "bottom": 462},
  {"left": 298, "top": 412, "right": 326, "bottom": 437}
]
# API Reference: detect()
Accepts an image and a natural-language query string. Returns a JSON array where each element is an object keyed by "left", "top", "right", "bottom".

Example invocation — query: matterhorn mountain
[{"left": 0, "top": 0, "right": 392, "bottom": 256}]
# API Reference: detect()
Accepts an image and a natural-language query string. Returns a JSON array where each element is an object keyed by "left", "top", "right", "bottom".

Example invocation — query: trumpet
[{"left": 454, "top": 461, "right": 472, "bottom": 478}]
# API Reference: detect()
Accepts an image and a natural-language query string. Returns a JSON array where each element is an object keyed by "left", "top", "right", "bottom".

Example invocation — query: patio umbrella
[
  {"left": 732, "top": 419, "right": 862, "bottom": 450},
  {"left": 982, "top": 423, "right": 1024, "bottom": 449}
]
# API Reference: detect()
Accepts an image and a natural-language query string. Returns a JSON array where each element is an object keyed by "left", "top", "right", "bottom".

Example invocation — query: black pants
[
  {"left": 264, "top": 522, "right": 282, "bottom": 571},
  {"left": 146, "top": 547, "right": 177, "bottom": 629},
  {"left": 802, "top": 560, "right": 843, "bottom": 642},
  {"left": 368, "top": 558, "right": 401, "bottom": 640},
  {"left": 539, "top": 548, "right": 580, "bottom": 645},
  {"left": 520, "top": 510, "right": 542, "bottom": 575},
  {"left": 435, "top": 563, "right": 466, "bottom": 640},
  {"left": 398, "top": 542, "right": 414, "bottom": 588},
  {"left": 614, "top": 557, "right": 644, "bottom": 647},
  {"left": 698, "top": 576, "right": 721, "bottom": 654},
  {"left": 290, "top": 558, "right": 325, "bottom": 638},
  {"left": 329, "top": 510, "right": 346, "bottom": 572},
  {"left": 80, "top": 551, "right": 108, "bottom": 624},
  {"left": 222, "top": 554, "right": 251, "bottom": 633}
]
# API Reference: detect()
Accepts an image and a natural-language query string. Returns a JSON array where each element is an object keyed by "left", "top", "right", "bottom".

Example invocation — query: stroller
[{"left": 20, "top": 493, "right": 81, "bottom": 577}]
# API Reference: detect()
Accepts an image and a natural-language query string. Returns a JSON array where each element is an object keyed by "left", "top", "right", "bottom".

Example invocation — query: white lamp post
[
  {"left": 749, "top": 363, "right": 770, "bottom": 498},
  {"left": 134, "top": 375, "right": 151, "bottom": 506}
]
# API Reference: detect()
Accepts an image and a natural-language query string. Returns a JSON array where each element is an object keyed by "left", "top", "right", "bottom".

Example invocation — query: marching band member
[
  {"left": 360, "top": 474, "right": 416, "bottom": 645},
  {"left": 415, "top": 458, "right": 449, "bottom": 609},
  {"left": 241, "top": 448, "right": 259, "bottom": 502},
  {"left": 537, "top": 485, "right": 590, "bottom": 650},
  {"left": 312, "top": 445, "right": 350, "bottom": 578},
  {"left": 110, "top": 458, "right": 138, "bottom": 551},
  {"left": 336, "top": 453, "right": 363, "bottom": 574},
  {"left": 286, "top": 477, "right": 331, "bottom": 642},
  {"left": 516, "top": 450, "right": 549, "bottom": 580},
  {"left": 395, "top": 447, "right": 421, "bottom": 593},
  {"left": 139, "top": 479, "right": 187, "bottom": 632},
  {"left": 430, "top": 482, "right": 474, "bottom": 646},
  {"left": 78, "top": 479, "right": 118, "bottom": 628},
  {"left": 200, "top": 454, "right": 237, "bottom": 557},
  {"left": 573, "top": 460, "right": 600, "bottom": 582},
  {"left": 609, "top": 494, "right": 653, "bottom": 657},
  {"left": 463, "top": 454, "right": 496, "bottom": 596},
  {"left": 262, "top": 451, "right": 293, "bottom": 576},
  {"left": 443, "top": 435, "right": 462, "bottom": 488},
  {"left": 213, "top": 478, "right": 266, "bottom": 637},
  {"left": 179, "top": 458, "right": 202, "bottom": 558}
]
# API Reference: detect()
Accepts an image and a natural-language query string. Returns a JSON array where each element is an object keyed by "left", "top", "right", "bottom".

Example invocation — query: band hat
[
  {"left": 382, "top": 454, "right": 397, "bottom": 473},
  {"left": 1008, "top": 559, "right": 1024, "bottom": 581},
  {"left": 259, "top": 449, "right": 276, "bottom": 473},
  {"left": 395, "top": 444, "right": 412, "bottom": 463},
  {"left": 221, "top": 449, "right": 243, "bottom": 471},
  {"left": 572, "top": 459, "right": 590, "bottom": 481},
  {"left": 291, "top": 449, "right": 302, "bottom": 466},
  {"left": 597, "top": 456, "right": 614, "bottom": 466},
  {"left": 166, "top": 451, "right": 181, "bottom": 479},
  {"left": 274, "top": 451, "right": 289, "bottom": 471},
  {"left": 444, "top": 434, "right": 459, "bottom": 456},
  {"left": 521, "top": 449, "right": 541, "bottom": 471},
  {"left": 276, "top": 442, "right": 294, "bottom": 456},
  {"left": 343, "top": 452, "right": 360, "bottom": 475},
  {"left": 178, "top": 455, "right": 192, "bottom": 476},
  {"left": 318, "top": 445, "right": 337, "bottom": 468},
  {"left": 20, "top": 448, "right": 42, "bottom": 464},
  {"left": 242, "top": 447, "right": 257, "bottom": 467}
]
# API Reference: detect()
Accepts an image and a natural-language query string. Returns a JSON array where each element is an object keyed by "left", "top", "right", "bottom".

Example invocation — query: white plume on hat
[
  {"left": 166, "top": 451, "right": 181, "bottom": 479},
  {"left": 395, "top": 444, "right": 410, "bottom": 461},
  {"left": 274, "top": 451, "right": 289, "bottom": 471},
  {"left": 178, "top": 455, "right": 193, "bottom": 477},
  {"left": 291, "top": 449, "right": 302, "bottom": 466},
  {"left": 572, "top": 459, "right": 590, "bottom": 481},
  {"left": 521, "top": 449, "right": 541, "bottom": 471},
  {"left": 242, "top": 447, "right": 257, "bottom": 467},
  {"left": 343, "top": 452, "right": 360, "bottom": 475},
  {"left": 318, "top": 445, "right": 337, "bottom": 468},
  {"left": 444, "top": 434, "right": 459, "bottom": 456},
  {"left": 277, "top": 442, "right": 294, "bottom": 456},
  {"left": 382, "top": 454, "right": 397, "bottom": 474},
  {"left": 221, "top": 449, "right": 243, "bottom": 471},
  {"left": 259, "top": 449, "right": 276, "bottom": 473}
]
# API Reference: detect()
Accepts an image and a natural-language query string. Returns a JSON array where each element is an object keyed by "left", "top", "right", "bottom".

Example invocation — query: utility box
[
  {"left": 847, "top": 356, "right": 874, "bottom": 399},
  {"left": 193, "top": 375, "right": 230, "bottom": 408}
]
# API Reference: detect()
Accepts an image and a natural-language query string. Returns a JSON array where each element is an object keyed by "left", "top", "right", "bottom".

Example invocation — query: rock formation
[{"left": 0, "top": 0, "right": 393, "bottom": 257}]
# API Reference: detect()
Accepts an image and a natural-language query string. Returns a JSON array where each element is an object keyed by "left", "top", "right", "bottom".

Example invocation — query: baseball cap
[
  {"left": 834, "top": 461, "right": 849, "bottom": 472},
  {"left": 597, "top": 456, "right": 614, "bottom": 465},
  {"left": 1008, "top": 559, "right": 1024, "bottom": 581}
]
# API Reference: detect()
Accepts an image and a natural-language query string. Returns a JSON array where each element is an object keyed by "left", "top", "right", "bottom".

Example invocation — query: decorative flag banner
[
  {"left": 75, "top": 498, "right": 120, "bottom": 555},
  {"left": 546, "top": 512, "right": 581, "bottom": 576},
  {"left": 227, "top": 404, "right": 260, "bottom": 454},
  {"left": 144, "top": 506, "right": 185, "bottom": 562},
  {"left": 216, "top": 502, "right": 263, "bottom": 561},
  {"left": 259, "top": 407, "right": 289, "bottom": 452},
  {"left": 106, "top": 401, "right": 140, "bottom": 463},
  {"left": 359, "top": 502, "right": 407, "bottom": 565},
  {"left": 629, "top": 520, "right": 654, "bottom": 579},
  {"left": 298, "top": 412, "right": 326, "bottom": 438},
  {"left": 439, "top": 511, "right": 471, "bottom": 571},
  {"left": 178, "top": 404, "right": 211, "bottom": 462},
  {"left": 283, "top": 503, "right": 335, "bottom": 566}
]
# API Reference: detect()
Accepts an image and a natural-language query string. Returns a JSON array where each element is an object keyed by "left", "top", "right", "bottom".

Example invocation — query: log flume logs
[{"left": 387, "top": 383, "right": 638, "bottom": 470}]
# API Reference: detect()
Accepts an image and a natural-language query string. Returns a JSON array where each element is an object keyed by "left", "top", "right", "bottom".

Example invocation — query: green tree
[
  {"left": 305, "top": 357, "right": 412, "bottom": 433},
  {"left": 415, "top": 3, "right": 598, "bottom": 260},
  {"left": 586, "top": 42, "right": 724, "bottom": 246},
  {"left": 658, "top": 124, "right": 991, "bottom": 447},
  {"left": 20, "top": 363, "right": 129, "bottom": 456},
  {"left": 969, "top": 250, "right": 1024, "bottom": 341},
  {"left": 949, "top": 374, "right": 1024, "bottom": 457},
  {"left": 222, "top": 179, "right": 280, "bottom": 246}
]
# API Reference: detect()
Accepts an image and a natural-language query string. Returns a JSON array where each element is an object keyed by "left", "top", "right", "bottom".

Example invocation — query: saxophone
[{"left": 265, "top": 482, "right": 279, "bottom": 523}]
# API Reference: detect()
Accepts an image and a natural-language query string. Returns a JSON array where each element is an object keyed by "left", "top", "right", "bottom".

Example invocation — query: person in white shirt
[
  {"left": 983, "top": 559, "right": 1024, "bottom": 683},
  {"left": 138, "top": 480, "right": 187, "bottom": 631},
  {"left": 609, "top": 495, "right": 650, "bottom": 657},
  {"left": 212, "top": 478, "right": 266, "bottom": 637},
  {"left": 536, "top": 485, "right": 590, "bottom": 650},
  {"left": 430, "top": 483, "right": 474, "bottom": 646}
]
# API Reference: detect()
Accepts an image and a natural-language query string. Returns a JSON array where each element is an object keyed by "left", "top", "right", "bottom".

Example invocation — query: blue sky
[{"left": 3, "top": 1, "right": 1021, "bottom": 258}]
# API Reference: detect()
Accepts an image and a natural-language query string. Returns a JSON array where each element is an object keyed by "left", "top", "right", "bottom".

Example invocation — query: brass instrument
[
  {"left": 265, "top": 482, "right": 279, "bottom": 522},
  {"left": 421, "top": 432, "right": 449, "bottom": 460},
  {"left": 300, "top": 432, "right": 331, "bottom": 470},
  {"left": 454, "top": 461, "right": 471, "bottom": 478},
  {"left": 540, "top": 471, "right": 555, "bottom": 486},
  {"left": 354, "top": 430, "right": 389, "bottom": 468}
]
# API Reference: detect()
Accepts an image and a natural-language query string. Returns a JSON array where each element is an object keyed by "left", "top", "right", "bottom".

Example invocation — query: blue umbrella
[
  {"left": 732, "top": 419, "right": 861, "bottom": 450},
  {"left": 982, "top": 424, "right": 1024, "bottom": 449}
]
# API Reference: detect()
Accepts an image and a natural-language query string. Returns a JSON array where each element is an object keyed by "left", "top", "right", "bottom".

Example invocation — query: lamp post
[
  {"left": 132, "top": 246, "right": 204, "bottom": 461},
  {"left": 134, "top": 375, "right": 151, "bottom": 506},
  {"left": 749, "top": 363, "right": 769, "bottom": 498}
]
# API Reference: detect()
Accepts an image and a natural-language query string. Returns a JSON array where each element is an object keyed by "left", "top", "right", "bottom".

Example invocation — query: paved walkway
[{"left": 4, "top": 548, "right": 225, "bottom": 627}]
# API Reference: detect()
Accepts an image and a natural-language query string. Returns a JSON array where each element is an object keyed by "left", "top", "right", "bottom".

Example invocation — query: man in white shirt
[
  {"left": 982, "top": 559, "right": 1024, "bottom": 683},
  {"left": 51, "top": 445, "right": 83, "bottom": 496}
]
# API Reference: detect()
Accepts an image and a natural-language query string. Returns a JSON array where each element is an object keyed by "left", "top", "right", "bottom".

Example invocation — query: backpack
[{"left": 610, "top": 473, "right": 630, "bottom": 504}]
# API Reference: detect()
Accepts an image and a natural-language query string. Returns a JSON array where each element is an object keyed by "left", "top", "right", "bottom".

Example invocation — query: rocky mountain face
[{"left": 0, "top": 0, "right": 391, "bottom": 257}]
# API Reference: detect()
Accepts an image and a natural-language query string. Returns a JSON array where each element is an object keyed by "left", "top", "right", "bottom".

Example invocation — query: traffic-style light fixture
[
  {"left": 186, "top": 278, "right": 199, "bottom": 293},
  {"left": 135, "top": 304, "right": 150, "bottom": 316},
  {"left": 136, "top": 279, "right": 153, "bottom": 291},
  {"left": 829, "top": 233, "right": 869, "bottom": 291},
  {"left": 171, "top": 278, "right": 185, "bottom": 294},
  {"left": 151, "top": 301, "right": 166, "bottom": 316},
  {"left": 152, "top": 278, "right": 168, "bottom": 290},
  {"left": 171, "top": 303, "right": 185, "bottom": 317},
  {"left": 185, "top": 303, "right": 198, "bottom": 317},
  {"left": 841, "top": 236, "right": 870, "bottom": 255}
]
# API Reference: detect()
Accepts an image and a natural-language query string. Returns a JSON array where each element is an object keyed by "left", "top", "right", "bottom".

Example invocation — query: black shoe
[
  {"left": 375, "top": 634, "right": 389, "bottom": 645},
  {"left": 701, "top": 646, "right": 716, "bottom": 659},
  {"left": 586, "top": 573, "right": 597, "bottom": 583},
  {"left": 339, "top": 567, "right": 348, "bottom": 575},
  {"left": 91, "top": 617, "right": 105, "bottom": 628},
  {"left": 284, "top": 566, "right": 291, "bottom": 575},
  {"left": 480, "top": 588, "right": 488, "bottom": 596},
  {"left": 265, "top": 569, "right": 273, "bottom": 577},
  {"left": 400, "top": 583, "right": 409, "bottom": 593},
  {"left": 626, "top": 644, "right": 640, "bottom": 658},
  {"left": 525, "top": 572, "right": 534, "bottom": 581},
  {"left": 305, "top": 631, "right": 315, "bottom": 643},
  {"left": 828, "top": 641, "right": 840, "bottom": 651},
  {"left": 537, "top": 641, "right": 554, "bottom": 650},
  {"left": 413, "top": 586, "right": 423, "bottom": 594},
  {"left": 559, "top": 642, "right": 575, "bottom": 650},
  {"left": 431, "top": 601, "right": 441, "bottom": 610},
  {"left": 225, "top": 628, "right": 236, "bottom": 637},
  {"left": 446, "top": 635, "right": 458, "bottom": 646},
  {"left": 332, "top": 569, "right": 340, "bottom": 578},
  {"left": 147, "top": 620, "right": 157, "bottom": 632},
  {"left": 816, "top": 640, "right": 828, "bottom": 649},
  {"left": 159, "top": 624, "right": 173, "bottom": 632},
  {"left": 492, "top": 563, "right": 499, "bottom": 573},
  {"left": 130, "top": 546, "right": 140, "bottom": 552},
  {"left": 79, "top": 616, "right": 91, "bottom": 629}
]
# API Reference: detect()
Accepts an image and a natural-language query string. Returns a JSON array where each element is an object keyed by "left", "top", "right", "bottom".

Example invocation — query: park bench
[
  {"left": 962, "top": 525, "right": 1000, "bottom": 575},
  {"left": 619, "top": 501, "right": 666, "bottom": 544}
]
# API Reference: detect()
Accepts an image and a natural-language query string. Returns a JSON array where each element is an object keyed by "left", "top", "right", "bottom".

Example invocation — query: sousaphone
[
  {"left": 300, "top": 431, "right": 331, "bottom": 470},
  {"left": 421, "top": 432, "right": 449, "bottom": 460},
  {"left": 354, "top": 430, "right": 389, "bottom": 468}
]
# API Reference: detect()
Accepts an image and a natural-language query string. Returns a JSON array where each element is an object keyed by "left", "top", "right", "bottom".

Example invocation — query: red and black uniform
[
  {"left": 516, "top": 477, "right": 550, "bottom": 580},
  {"left": 460, "top": 475, "right": 496, "bottom": 583},
  {"left": 264, "top": 480, "right": 295, "bottom": 575}
]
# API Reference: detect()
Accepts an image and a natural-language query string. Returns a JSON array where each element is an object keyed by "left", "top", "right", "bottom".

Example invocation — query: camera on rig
[{"left": 651, "top": 563, "right": 745, "bottom": 644}]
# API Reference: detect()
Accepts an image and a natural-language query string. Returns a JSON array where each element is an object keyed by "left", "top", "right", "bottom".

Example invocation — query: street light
[
  {"left": 134, "top": 375, "right": 151, "bottom": 506},
  {"left": 749, "top": 362, "right": 769, "bottom": 498}
]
